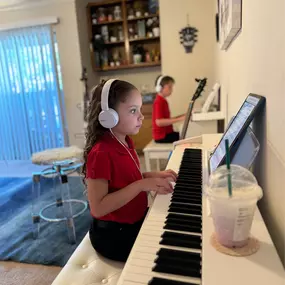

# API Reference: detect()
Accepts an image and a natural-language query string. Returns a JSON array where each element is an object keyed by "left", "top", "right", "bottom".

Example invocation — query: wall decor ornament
[
  {"left": 179, "top": 14, "right": 198, "bottom": 54},
  {"left": 219, "top": 0, "right": 242, "bottom": 50}
]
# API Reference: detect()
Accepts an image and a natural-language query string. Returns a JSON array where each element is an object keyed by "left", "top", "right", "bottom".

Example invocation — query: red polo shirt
[
  {"left": 86, "top": 132, "right": 147, "bottom": 224},
  {"left": 152, "top": 94, "right": 174, "bottom": 140}
]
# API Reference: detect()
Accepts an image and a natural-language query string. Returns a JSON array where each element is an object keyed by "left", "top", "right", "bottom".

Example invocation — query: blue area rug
[{"left": 0, "top": 176, "right": 91, "bottom": 267}]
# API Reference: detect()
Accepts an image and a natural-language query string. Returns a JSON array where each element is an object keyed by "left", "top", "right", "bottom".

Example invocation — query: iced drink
[{"left": 205, "top": 165, "right": 263, "bottom": 248}]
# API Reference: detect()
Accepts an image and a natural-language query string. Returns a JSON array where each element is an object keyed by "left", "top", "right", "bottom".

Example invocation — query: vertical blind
[{"left": 0, "top": 25, "right": 66, "bottom": 160}]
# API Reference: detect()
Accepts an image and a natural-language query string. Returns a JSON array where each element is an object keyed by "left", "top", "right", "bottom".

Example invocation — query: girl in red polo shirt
[
  {"left": 82, "top": 79, "right": 177, "bottom": 262},
  {"left": 152, "top": 75, "right": 186, "bottom": 143}
]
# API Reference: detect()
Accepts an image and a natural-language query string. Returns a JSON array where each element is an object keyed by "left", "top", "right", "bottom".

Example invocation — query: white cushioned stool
[
  {"left": 143, "top": 140, "right": 173, "bottom": 172},
  {"left": 31, "top": 146, "right": 87, "bottom": 244},
  {"left": 52, "top": 233, "right": 124, "bottom": 285},
  {"left": 31, "top": 146, "right": 83, "bottom": 165}
]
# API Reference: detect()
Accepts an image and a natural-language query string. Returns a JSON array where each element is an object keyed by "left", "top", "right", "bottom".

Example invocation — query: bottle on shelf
[
  {"left": 101, "top": 25, "right": 109, "bottom": 42},
  {"left": 118, "top": 26, "right": 124, "bottom": 41},
  {"left": 114, "top": 6, "right": 122, "bottom": 20}
]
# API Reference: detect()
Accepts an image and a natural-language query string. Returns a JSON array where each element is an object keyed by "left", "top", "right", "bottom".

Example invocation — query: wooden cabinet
[
  {"left": 86, "top": 0, "right": 161, "bottom": 71},
  {"left": 130, "top": 102, "right": 153, "bottom": 152}
]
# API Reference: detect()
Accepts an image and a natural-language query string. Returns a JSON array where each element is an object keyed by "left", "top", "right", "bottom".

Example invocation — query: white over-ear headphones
[
  {"left": 155, "top": 75, "right": 165, "bottom": 93},
  {"left": 98, "top": 79, "right": 119, "bottom": 129}
]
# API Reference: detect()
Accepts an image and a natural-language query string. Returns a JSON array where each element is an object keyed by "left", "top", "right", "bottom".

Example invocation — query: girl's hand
[
  {"left": 144, "top": 169, "right": 177, "bottom": 182},
  {"left": 157, "top": 169, "right": 177, "bottom": 181},
  {"left": 139, "top": 177, "right": 174, "bottom": 195}
]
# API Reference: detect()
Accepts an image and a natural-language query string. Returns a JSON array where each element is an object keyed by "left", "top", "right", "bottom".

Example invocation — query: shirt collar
[{"left": 102, "top": 131, "right": 135, "bottom": 154}]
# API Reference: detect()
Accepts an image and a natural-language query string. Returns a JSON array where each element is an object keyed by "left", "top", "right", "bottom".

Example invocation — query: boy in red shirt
[{"left": 152, "top": 75, "right": 185, "bottom": 143}]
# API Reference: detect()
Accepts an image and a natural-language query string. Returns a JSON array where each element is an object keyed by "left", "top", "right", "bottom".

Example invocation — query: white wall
[
  {"left": 0, "top": 0, "right": 85, "bottom": 147},
  {"left": 159, "top": 0, "right": 216, "bottom": 116},
  {"left": 215, "top": 0, "right": 285, "bottom": 265}
]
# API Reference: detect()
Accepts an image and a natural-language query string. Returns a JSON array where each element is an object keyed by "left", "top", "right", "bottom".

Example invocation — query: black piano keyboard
[{"left": 149, "top": 148, "right": 203, "bottom": 285}]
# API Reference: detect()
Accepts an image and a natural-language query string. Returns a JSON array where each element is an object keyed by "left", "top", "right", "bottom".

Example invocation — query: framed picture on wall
[{"left": 219, "top": 0, "right": 242, "bottom": 50}]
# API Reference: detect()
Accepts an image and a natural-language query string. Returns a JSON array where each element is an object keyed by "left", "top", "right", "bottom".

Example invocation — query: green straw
[{"left": 225, "top": 139, "right": 232, "bottom": 197}]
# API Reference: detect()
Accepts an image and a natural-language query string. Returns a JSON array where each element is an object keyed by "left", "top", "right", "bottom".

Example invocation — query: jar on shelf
[
  {"left": 114, "top": 6, "right": 122, "bottom": 20},
  {"left": 91, "top": 13, "right": 97, "bottom": 25},
  {"left": 128, "top": 7, "right": 135, "bottom": 19},
  {"left": 98, "top": 8, "right": 106, "bottom": 23},
  {"left": 107, "top": 14, "right": 113, "bottom": 22}
]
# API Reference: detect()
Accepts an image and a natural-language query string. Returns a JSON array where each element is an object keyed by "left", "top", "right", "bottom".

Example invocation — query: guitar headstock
[
  {"left": 80, "top": 67, "right": 87, "bottom": 82},
  {"left": 192, "top": 77, "right": 207, "bottom": 101}
]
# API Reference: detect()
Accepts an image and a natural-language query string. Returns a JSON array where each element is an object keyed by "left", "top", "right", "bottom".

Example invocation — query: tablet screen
[{"left": 209, "top": 94, "right": 265, "bottom": 173}]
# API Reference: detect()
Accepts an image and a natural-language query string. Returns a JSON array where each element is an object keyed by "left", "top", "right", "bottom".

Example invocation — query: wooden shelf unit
[{"left": 87, "top": 0, "right": 161, "bottom": 72}]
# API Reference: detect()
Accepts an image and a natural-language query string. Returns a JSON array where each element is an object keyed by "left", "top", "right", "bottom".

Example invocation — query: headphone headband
[
  {"left": 156, "top": 75, "right": 164, "bottom": 88},
  {"left": 101, "top": 79, "right": 117, "bottom": 111}
]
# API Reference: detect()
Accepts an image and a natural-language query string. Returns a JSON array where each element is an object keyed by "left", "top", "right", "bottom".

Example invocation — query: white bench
[
  {"left": 143, "top": 140, "right": 173, "bottom": 172},
  {"left": 51, "top": 233, "right": 124, "bottom": 285}
]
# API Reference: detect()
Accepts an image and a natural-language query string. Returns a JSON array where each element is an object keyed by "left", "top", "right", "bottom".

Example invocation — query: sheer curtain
[{"left": 0, "top": 24, "right": 67, "bottom": 160}]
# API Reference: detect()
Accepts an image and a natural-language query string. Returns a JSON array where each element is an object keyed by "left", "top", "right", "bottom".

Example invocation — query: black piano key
[
  {"left": 156, "top": 248, "right": 201, "bottom": 262},
  {"left": 160, "top": 231, "right": 202, "bottom": 249},
  {"left": 173, "top": 188, "right": 201, "bottom": 194},
  {"left": 166, "top": 214, "right": 202, "bottom": 226},
  {"left": 162, "top": 230, "right": 201, "bottom": 242},
  {"left": 153, "top": 263, "right": 201, "bottom": 278},
  {"left": 166, "top": 213, "right": 202, "bottom": 223},
  {"left": 176, "top": 181, "right": 202, "bottom": 187},
  {"left": 175, "top": 182, "right": 202, "bottom": 188},
  {"left": 168, "top": 206, "right": 201, "bottom": 216},
  {"left": 174, "top": 188, "right": 202, "bottom": 194},
  {"left": 178, "top": 169, "right": 201, "bottom": 173},
  {"left": 172, "top": 191, "right": 202, "bottom": 198},
  {"left": 164, "top": 222, "right": 201, "bottom": 233},
  {"left": 170, "top": 202, "right": 201, "bottom": 211},
  {"left": 182, "top": 155, "right": 201, "bottom": 160},
  {"left": 176, "top": 175, "right": 201, "bottom": 181},
  {"left": 154, "top": 254, "right": 201, "bottom": 268},
  {"left": 173, "top": 190, "right": 202, "bottom": 197},
  {"left": 148, "top": 277, "right": 197, "bottom": 285},
  {"left": 171, "top": 197, "right": 201, "bottom": 205}
]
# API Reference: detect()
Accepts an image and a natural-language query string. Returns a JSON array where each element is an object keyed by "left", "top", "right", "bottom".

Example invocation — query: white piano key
[
  {"left": 118, "top": 147, "right": 204, "bottom": 285},
  {"left": 139, "top": 225, "right": 201, "bottom": 238},
  {"left": 134, "top": 243, "right": 201, "bottom": 255}
]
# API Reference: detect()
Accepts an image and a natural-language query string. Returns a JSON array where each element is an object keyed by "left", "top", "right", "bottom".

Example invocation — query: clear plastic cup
[{"left": 205, "top": 164, "right": 263, "bottom": 248}]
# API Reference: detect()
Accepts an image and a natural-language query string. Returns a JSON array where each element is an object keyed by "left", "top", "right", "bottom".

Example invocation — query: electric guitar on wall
[
  {"left": 180, "top": 77, "right": 207, "bottom": 139},
  {"left": 80, "top": 67, "right": 89, "bottom": 123}
]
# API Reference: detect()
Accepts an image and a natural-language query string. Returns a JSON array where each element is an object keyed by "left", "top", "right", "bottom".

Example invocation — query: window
[{"left": 0, "top": 25, "right": 67, "bottom": 160}]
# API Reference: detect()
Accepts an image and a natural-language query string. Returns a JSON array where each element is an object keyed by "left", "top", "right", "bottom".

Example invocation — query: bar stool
[{"left": 31, "top": 158, "right": 88, "bottom": 244}]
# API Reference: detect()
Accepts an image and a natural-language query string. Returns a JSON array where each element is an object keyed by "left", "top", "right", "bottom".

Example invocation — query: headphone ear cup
[
  {"left": 99, "top": 108, "right": 119, "bottom": 129},
  {"left": 155, "top": 85, "right": 161, "bottom": 93}
]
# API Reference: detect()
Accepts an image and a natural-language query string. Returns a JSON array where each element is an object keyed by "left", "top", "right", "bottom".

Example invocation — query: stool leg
[
  {"left": 54, "top": 166, "right": 65, "bottom": 219},
  {"left": 156, "top": 159, "right": 160, "bottom": 171},
  {"left": 60, "top": 174, "right": 76, "bottom": 244},
  {"left": 32, "top": 173, "right": 41, "bottom": 239},
  {"left": 144, "top": 151, "right": 151, "bottom": 172}
]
